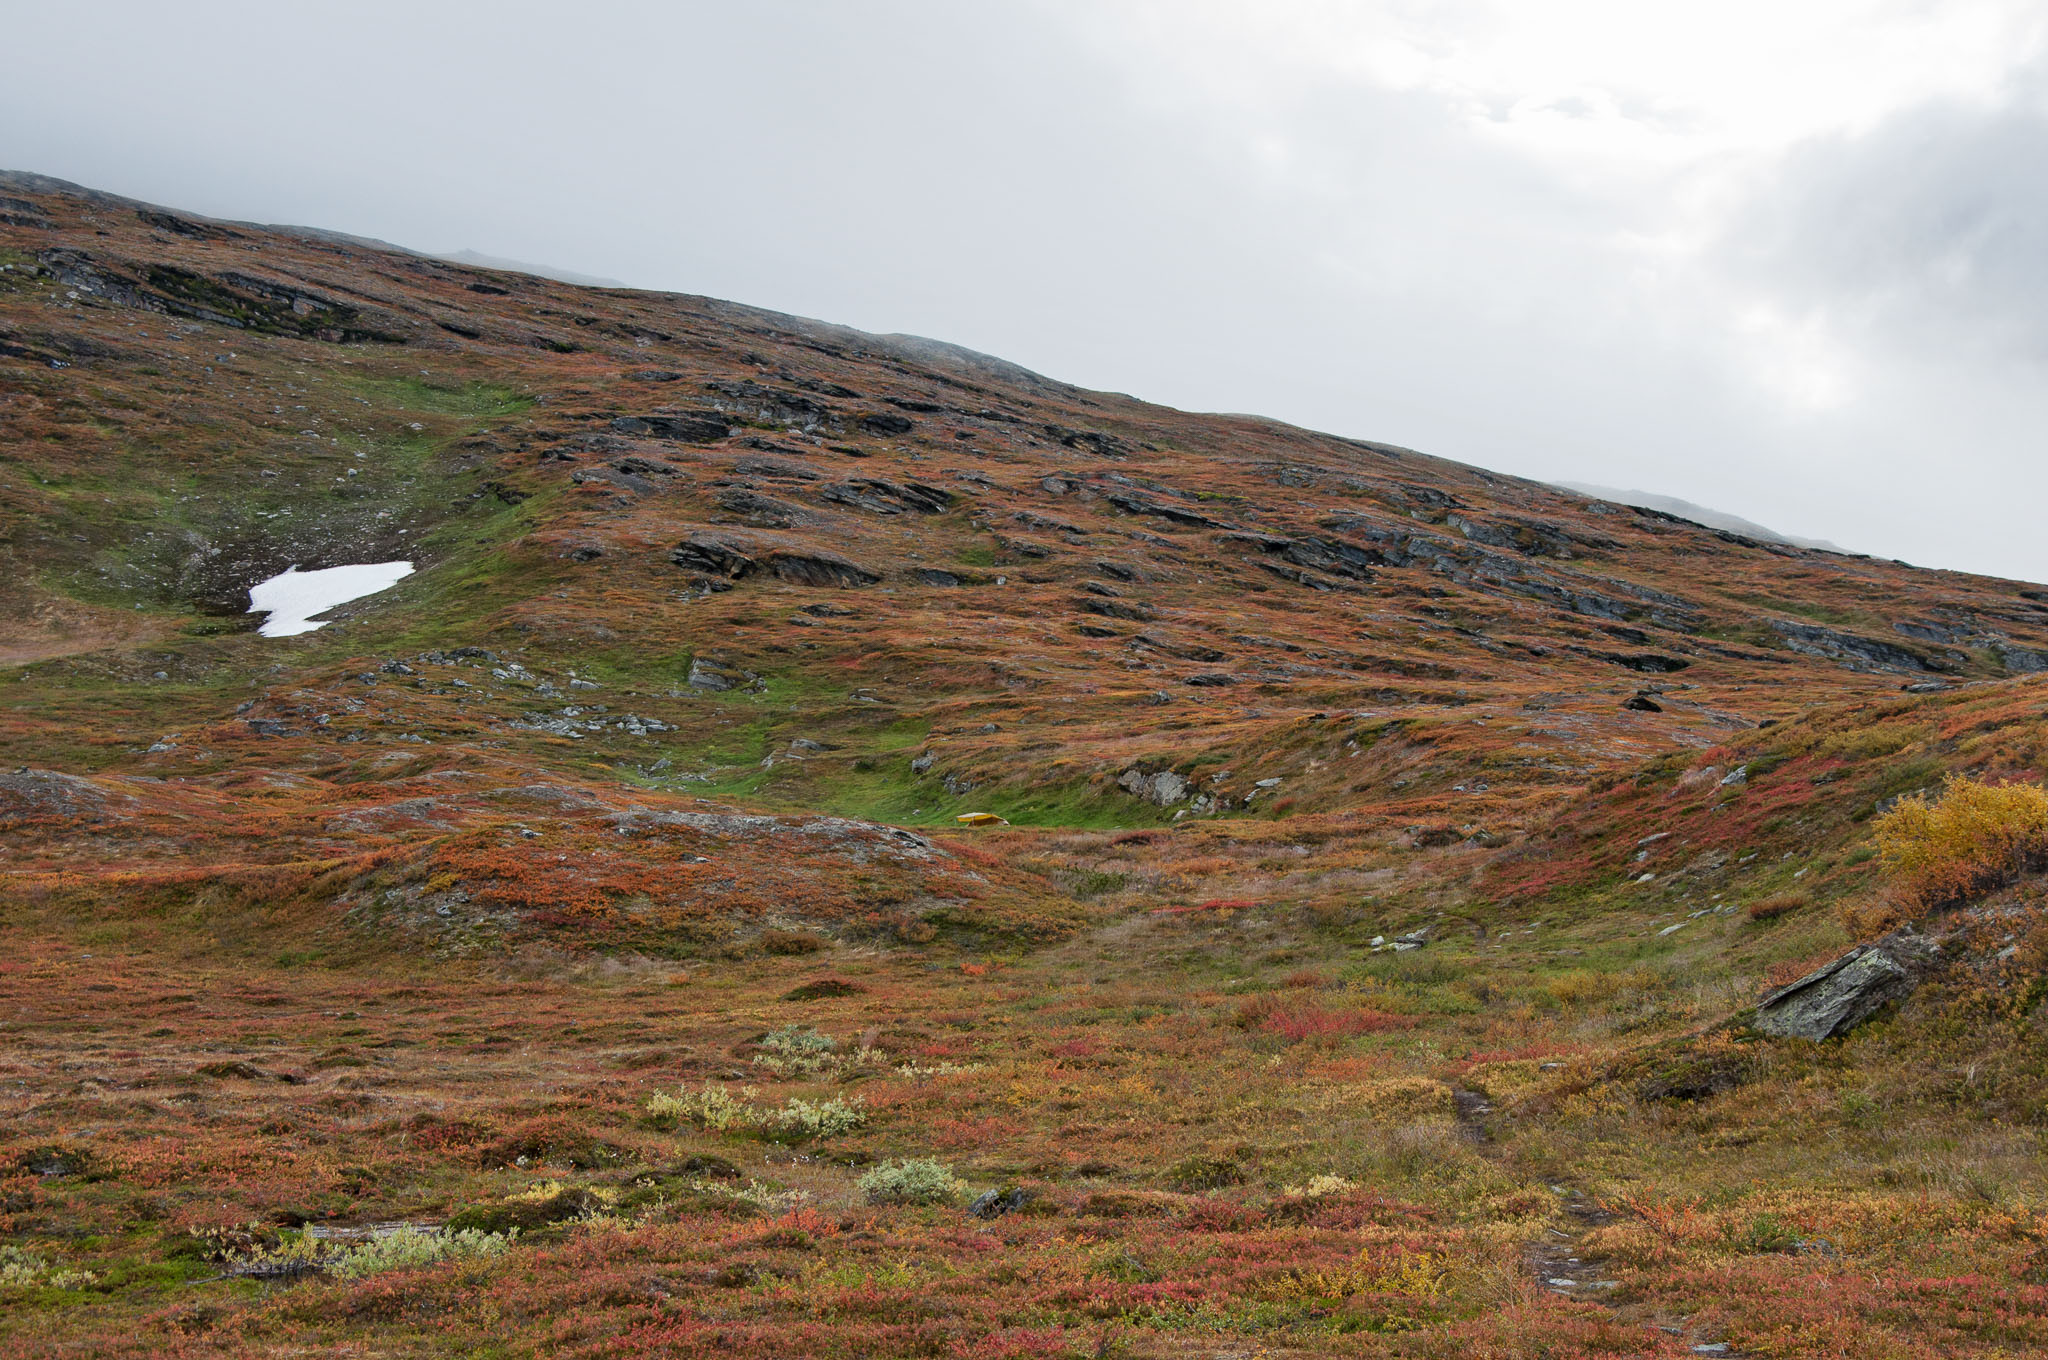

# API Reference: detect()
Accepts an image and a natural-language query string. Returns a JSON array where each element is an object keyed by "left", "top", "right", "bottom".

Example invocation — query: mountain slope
[{"left": 5, "top": 175, "right": 2048, "bottom": 1359}]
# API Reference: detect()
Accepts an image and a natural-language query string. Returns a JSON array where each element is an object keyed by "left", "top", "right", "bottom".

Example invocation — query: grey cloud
[{"left": 1731, "top": 74, "right": 2048, "bottom": 363}]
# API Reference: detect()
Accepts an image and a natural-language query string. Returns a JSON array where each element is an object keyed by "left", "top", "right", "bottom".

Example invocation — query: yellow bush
[
  {"left": 1261, "top": 1246, "right": 1451, "bottom": 1301},
  {"left": 1817, "top": 723, "right": 1929, "bottom": 762},
  {"left": 1873, "top": 775, "right": 2048, "bottom": 910}
]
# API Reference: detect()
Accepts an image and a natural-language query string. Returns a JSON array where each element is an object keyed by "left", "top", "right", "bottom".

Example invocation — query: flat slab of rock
[{"left": 1755, "top": 936, "right": 1936, "bottom": 1040}]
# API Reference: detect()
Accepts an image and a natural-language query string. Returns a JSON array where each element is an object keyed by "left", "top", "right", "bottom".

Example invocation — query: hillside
[{"left": 5, "top": 174, "right": 2048, "bottom": 1358}]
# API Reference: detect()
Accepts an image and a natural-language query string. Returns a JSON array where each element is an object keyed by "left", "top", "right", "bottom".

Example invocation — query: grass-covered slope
[{"left": 6, "top": 174, "right": 2048, "bottom": 1358}]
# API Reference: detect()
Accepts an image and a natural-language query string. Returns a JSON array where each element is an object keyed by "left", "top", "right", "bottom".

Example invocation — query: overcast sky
[{"left": 7, "top": 2, "right": 2048, "bottom": 580}]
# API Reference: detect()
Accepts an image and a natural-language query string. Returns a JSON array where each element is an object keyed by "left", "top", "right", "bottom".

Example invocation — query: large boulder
[
  {"left": 1118, "top": 768, "right": 1189, "bottom": 807},
  {"left": 1754, "top": 936, "right": 1936, "bottom": 1041}
]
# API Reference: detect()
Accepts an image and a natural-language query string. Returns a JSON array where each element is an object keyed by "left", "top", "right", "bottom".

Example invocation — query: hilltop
[{"left": 5, "top": 174, "right": 2048, "bottom": 1359}]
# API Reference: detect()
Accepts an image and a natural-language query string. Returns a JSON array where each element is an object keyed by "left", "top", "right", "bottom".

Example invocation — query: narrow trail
[{"left": 1448, "top": 1085, "right": 1757, "bottom": 1358}]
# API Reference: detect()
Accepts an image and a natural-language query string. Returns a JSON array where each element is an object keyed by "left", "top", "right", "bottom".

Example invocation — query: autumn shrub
[
  {"left": 859, "top": 1157, "right": 961, "bottom": 1206},
  {"left": 1746, "top": 892, "right": 1810, "bottom": 922},
  {"left": 1764, "top": 948, "right": 1849, "bottom": 990},
  {"left": 447, "top": 1186, "right": 601, "bottom": 1235},
  {"left": 1259, "top": 1244, "right": 1450, "bottom": 1301},
  {"left": 1874, "top": 774, "right": 2048, "bottom": 910},
  {"left": 1166, "top": 1154, "right": 1245, "bottom": 1191},
  {"left": 478, "top": 1117, "right": 623, "bottom": 1169},
  {"left": 1232, "top": 993, "right": 1415, "bottom": 1046},
  {"left": 757, "top": 928, "right": 826, "bottom": 956},
  {"left": 782, "top": 977, "right": 865, "bottom": 1001}
]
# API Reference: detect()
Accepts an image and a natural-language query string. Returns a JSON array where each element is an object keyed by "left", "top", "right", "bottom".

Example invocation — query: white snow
[{"left": 247, "top": 561, "right": 414, "bottom": 637}]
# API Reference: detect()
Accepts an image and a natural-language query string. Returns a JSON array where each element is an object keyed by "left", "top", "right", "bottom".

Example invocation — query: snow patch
[{"left": 248, "top": 561, "right": 413, "bottom": 637}]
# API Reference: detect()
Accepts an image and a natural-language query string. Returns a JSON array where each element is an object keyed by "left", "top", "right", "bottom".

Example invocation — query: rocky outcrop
[
  {"left": 704, "top": 379, "right": 834, "bottom": 430},
  {"left": 819, "top": 479, "right": 951, "bottom": 515},
  {"left": 1100, "top": 489, "right": 1222, "bottom": 529},
  {"left": 1754, "top": 935, "right": 1939, "bottom": 1040},
  {"left": 0, "top": 769, "right": 107, "bottom": 826},
  {"left": 1771, "top": 620, "right": 1948, "bottom": 674},
  {"left": 714, "top": 488, "right": 812, "bottom": 527},
  {"left": 670, "top": 533, "right": 879, "bottom": 588},
  {"left": 610, "top": 414, "right": 730, "bottom": 443},
  {"left": 856, "top": 412, "right": 915, "bottom": 436}
]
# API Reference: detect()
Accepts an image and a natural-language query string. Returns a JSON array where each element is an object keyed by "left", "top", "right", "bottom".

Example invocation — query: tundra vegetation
[{"left": 5, "top": 174, "right": 2048, "bottom": 1357}]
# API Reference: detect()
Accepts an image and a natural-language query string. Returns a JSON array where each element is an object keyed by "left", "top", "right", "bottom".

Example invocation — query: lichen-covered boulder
[{"left": 1754, "top": 940, "right": 1930, "bottom": 1041}]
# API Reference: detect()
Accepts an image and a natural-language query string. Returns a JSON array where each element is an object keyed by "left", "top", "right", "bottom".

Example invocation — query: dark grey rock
[
  {"left": 611, "top": 414, "right": 729, "bottom": 443},
  {"left": 715, "top": 488, "right": 811, "bottom": 527},
  {"left": 1772, "top": 619, "right": 1949, "bottom": 673},
  {"left": 966, "top": 1187, "right": 1031, "bottom": 1219}
]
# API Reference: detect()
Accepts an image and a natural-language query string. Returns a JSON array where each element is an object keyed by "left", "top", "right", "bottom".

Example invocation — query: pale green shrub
[
  {"left": 325, "top": 1226, "right": 510, "bottom": 1279},
  {"left": 894, "top": 1059, "right": 986, "bottom": 1080},
  {"left": 771, "top": 1095, "right": 868, "bottom": 1139},
  {"left": 229, "top": 1227, "right": 511, "bottom": 1280},
  {"left": 751, "top": 1026, "right": 883, "bottom": 1081},
  {"left": 645, "top": 1083, "right": 866, "bottom": 1139},
  {"left": 0, "top": 1245, "right": 97, "bottom": 1289},
  {"left": 1282, "top": 1173, "right": 1358, "bottom": 1200},
  {"left": 647, "top": 1082, "right": 759, "bottom": 1131},
  {"left": 859, "top": 1157, "right": 962, "bottom": 1206}
]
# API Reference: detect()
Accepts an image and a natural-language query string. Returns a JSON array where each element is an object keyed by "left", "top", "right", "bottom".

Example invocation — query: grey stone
[
  {"left": 1755, "top": 941, "right": 1930, "bottom": 1041},
  {"left": 966, "top": 1187, "right": 1031, "bottom": 1219},
  {"left": 687, "top": 657, "right": 753, "bottom": 692},
  {"left": 1118, "top": 768, "right": 1189, "bottom": 806}
]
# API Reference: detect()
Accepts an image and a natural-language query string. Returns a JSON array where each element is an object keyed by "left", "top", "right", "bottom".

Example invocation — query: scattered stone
[{"left": 1622, "top": 694, "right": 1662, "bottom": 712}]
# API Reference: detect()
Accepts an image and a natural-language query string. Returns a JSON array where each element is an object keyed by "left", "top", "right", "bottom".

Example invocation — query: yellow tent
[{"left": 954, "top": 812, "right": 1008, "bottom": 826}]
